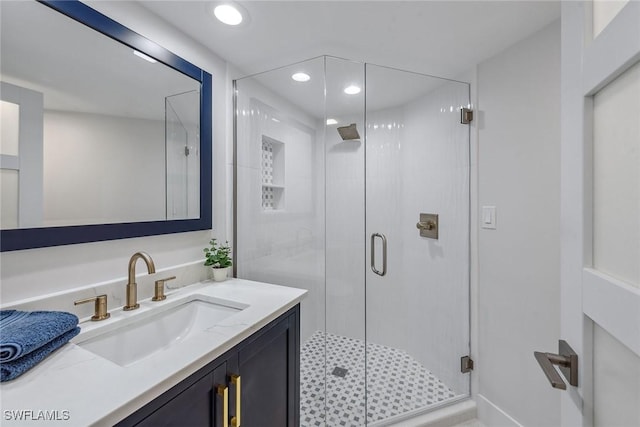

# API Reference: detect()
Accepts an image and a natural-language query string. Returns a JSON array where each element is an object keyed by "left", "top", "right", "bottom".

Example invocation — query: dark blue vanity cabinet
[{"left": 116, "top": 305, "right": 300, "bottom": 427}]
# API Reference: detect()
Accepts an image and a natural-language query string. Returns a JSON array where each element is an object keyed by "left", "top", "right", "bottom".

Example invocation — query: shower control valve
[
  {"left": 416, "top": 220, "right": 436, "bottom": 231},
  {"left": 417, "top": 213, "right": 439, "bottom": 239}
]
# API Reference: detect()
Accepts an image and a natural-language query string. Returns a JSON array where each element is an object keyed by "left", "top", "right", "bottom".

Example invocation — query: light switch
[{"left": 481, "top": 206, "right": 496, "bottom": 229}]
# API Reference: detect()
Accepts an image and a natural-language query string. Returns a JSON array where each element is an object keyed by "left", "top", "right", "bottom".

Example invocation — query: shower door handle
[{"left": 371, "top": 233, "right": 387, "bottom": 276}]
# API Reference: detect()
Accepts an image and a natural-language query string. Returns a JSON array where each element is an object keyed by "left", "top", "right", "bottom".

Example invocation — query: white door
[
  {"left": 0, "top": 82, "right": 44, "bottom": 229},
  {"left": 560, "top": 1, "right": 640, "bottom": 426}
]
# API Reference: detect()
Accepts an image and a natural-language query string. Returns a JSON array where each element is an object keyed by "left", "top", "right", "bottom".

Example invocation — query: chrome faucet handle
[
  {"left": 152, "top": 276, "right": 176, "bottom": 301},
  {"left": 74, "top": 294, "right": 110, "bottom": 321}
]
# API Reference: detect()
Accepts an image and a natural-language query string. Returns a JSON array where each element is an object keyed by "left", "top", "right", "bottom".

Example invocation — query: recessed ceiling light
[
  {"left": 326, "top": 118, "right": 338, "bottom": 125},
  {"left": 344, "top": 85, "right": 361, "bottom": 95},
  {"left": 214, "top": 4, "right": 243, "bottom": 25},
  {"left": 133, "top": 50, "right": 157, "bottom": 63},
  {"left": 291, "top": 72, "right": 311, "bottom": 82}
]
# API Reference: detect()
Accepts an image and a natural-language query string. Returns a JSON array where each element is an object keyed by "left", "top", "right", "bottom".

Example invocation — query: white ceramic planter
[{"left": 212, "top": 267, "right": 229, "bottom": 282}]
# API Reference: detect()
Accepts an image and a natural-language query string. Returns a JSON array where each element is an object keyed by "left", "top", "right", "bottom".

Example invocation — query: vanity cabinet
[{"left": 115, "top": 305, "right": 299, "bottom": 427}]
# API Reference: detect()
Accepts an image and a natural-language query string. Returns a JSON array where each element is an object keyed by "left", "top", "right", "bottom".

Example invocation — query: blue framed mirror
[{"left": 0, "top": 0, "right": 212, "bottom": 251}]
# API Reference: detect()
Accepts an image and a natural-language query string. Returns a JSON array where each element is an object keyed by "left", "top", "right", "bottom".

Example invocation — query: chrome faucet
[{"left": 123, "top": 251, "right": 156, "bottom": 311}]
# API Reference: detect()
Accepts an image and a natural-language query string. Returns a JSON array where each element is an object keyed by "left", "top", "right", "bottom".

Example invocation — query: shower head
[{"left": 337, "top": 123, "right": 360, "bottom": 141}]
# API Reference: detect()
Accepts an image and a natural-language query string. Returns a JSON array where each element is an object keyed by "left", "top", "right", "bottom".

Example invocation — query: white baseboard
[
  {"left": 476, "top": 394, "right": 523, "bottom": 427},
  {"left": 387, "top": 400, "right": 477, "bottom": 427}
]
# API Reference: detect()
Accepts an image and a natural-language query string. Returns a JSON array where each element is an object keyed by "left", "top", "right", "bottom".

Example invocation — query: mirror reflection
[{"left": 0, "top": 1, "right": 201, "bottom": 230}]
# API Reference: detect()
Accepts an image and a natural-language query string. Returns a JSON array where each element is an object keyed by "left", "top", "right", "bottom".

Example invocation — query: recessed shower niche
[{"left": 261, "top": 135, "right": 284, "bottom": 211}]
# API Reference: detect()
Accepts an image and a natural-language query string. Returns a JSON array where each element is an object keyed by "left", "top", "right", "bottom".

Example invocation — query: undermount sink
[{"left": 77, "top": 297, "right": 244, "bottom": 367}]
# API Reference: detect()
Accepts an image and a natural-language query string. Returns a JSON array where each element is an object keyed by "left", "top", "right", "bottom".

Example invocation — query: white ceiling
[
  {"left": 2, "top": 1, "right": 561, "bottom": 122},
  {"left": 139, "top": 0, "right": 561, "bottom": 79}
]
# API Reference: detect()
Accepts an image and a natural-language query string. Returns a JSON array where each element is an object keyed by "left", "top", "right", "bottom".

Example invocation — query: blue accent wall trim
[{"left": 1, "top": 1, "right": 213, "bottom": 251}]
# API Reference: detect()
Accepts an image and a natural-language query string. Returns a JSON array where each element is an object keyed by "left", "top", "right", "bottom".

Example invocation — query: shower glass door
[
  {"left": 364, "top": 65, "right": 470, "bottom": 425},
  {"left": 234, "top": 57, "right": 470, "bottom": 426}
]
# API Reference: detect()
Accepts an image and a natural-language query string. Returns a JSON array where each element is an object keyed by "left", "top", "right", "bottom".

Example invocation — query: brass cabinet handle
[
  {"left": 231, "top": 374, "right": 241, "bottom": 427},
  {"left": 74, "top": 294, "right": 110, "bottom": 321},
  {"left": 217, "top": 385, "right": 229, "bottom": 427}
]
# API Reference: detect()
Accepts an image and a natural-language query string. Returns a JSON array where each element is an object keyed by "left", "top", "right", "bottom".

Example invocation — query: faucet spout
[{"left": 123, "top": 251, "right": 156, "bottom": 311}]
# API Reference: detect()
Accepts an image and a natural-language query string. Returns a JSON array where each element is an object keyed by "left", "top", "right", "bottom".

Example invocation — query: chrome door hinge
[
  {"left": 460, "top": 108, "right": 473, "bottom": 124},
  {"left": 461, "top": 356, "right": 474, "bottom": 373}
]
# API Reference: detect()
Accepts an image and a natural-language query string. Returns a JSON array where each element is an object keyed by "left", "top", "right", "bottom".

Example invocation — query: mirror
[{"left": 0, "top": 0, "right": 212, "bottom": 251}]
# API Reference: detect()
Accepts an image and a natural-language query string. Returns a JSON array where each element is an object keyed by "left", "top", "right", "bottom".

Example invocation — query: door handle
[
  {"left": 534, "top": 340, "right": 578, "bottom": 390},
  {"left": 217, "top": 385, "right": 229, "bottom": 427},
  {"left": 231, "top": 374, "right": 241, "bottom": 427},
  {"left": 370, "top": 233, "right": 387, "bottom": 276}
]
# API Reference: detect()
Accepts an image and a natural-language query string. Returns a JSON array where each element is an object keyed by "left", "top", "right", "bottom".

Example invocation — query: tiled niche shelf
[{"left": 261, "top": 135, "right": 284, "bottom": 211}]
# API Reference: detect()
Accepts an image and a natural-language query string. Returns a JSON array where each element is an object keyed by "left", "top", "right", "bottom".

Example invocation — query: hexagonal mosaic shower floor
[{"left": 300, "top": 331, "right": 460, "bottom": 427}]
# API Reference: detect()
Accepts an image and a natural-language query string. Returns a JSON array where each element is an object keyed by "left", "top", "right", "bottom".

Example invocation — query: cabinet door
[
  {"left": 134, "top": 372, "right": 215, "bottom": 427},
  {"left": 236, "top": 309, "right": 299, "bottom": 427}
]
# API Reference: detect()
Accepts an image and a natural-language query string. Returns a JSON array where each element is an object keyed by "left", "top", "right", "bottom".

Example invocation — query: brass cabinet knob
[
  {"left": 152, "top": 276, "right": 176, "bottom": 301},
  {"left": 74, "top": 294, "right": 110, "bottom": 321}
]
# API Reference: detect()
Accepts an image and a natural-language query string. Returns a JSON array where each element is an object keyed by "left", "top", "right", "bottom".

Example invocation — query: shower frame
[{"left": 232, "top": 55, "right": 472, "bottom": 426}]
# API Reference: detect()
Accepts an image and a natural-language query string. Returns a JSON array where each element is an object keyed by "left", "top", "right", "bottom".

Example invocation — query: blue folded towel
[
  {"left": 0, "top": 310, "right": 79, "bottom": 362},
  {"left": 1, "top": 327, "right": 80, "bottom": 382}
]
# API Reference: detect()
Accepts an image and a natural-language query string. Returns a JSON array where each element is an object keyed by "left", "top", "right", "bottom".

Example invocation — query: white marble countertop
[{"left": 0, "top": 279, "right": 307, "bottom": 426}]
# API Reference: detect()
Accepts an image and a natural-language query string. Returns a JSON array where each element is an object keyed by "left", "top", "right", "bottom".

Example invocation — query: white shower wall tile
[
  {"left": 235, "top": 93, "right": 326, "bottom": 342},
  {"left": 325, "top": 114, "right": 366, "bottom": 341}
]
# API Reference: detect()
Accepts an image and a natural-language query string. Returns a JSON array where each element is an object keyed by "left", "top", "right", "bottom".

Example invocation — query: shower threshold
[{"left": 300, "top": 331, "right": 461, "bottom": 427}]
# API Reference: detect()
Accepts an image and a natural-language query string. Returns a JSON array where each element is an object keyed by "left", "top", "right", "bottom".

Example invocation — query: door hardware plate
[
  {"left": 558, "top": 339, "right": 578, "bottom": 387},
  {"left": 417, "top": 213, "right": 438, "bottom": 239}
]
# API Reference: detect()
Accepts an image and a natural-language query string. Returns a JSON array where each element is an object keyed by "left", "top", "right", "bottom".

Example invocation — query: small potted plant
[{"left": 204, "top": 239, "right": 232, "bottom": 281}]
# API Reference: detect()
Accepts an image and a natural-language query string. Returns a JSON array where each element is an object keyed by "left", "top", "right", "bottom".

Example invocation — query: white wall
[
  {"left": 476, "top": 21, "right": 561, "bottom": 426},
  {"left": 43, "top": 110, "right": 165, "bottom": 226},
  {"left": 0, "top": 1, "right": 229, "bottom": 304},
  {"left": 323, "top": 57, "right": 367, "bottom": 343},
  {"left": 324, "top": 111, "right": 365, "bottom": 342}
]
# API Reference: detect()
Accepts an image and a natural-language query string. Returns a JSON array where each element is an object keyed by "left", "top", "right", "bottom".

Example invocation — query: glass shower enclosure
[
  {"left": 234, "top": 56, "right": 470, "bottom": 426},
  {"left": 165, "top": 90, "right": 200, "bottom": 220}
]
